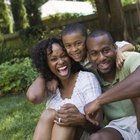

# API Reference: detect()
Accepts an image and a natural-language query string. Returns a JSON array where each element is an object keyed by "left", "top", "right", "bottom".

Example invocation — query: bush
[{"left": 0, "top": 57, "right": 38, "bottom": 95}]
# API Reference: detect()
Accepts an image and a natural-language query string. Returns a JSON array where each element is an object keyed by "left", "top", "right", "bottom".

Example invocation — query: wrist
[
  {"left": 95, "top": 96, "right": 103, "bottom": 108},
  {"left": 79, "top": 114, "right": 86, "bottom": 126}
]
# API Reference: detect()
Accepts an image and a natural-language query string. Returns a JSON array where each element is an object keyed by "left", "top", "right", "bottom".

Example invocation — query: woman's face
[{"left": 47, "top": 43, "right": 71, "bottom": 80}]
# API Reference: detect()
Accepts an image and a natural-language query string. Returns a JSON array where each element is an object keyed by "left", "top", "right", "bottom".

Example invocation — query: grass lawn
[{"left": 0, "top": 94, "right": 46, "bottom": 140}]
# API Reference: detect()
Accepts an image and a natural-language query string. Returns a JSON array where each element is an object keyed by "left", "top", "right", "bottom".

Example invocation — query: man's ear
[
  {"left": 87, "top": 52, "right": 90, "bottom": 61},
  {"left": 114, "top": 44, "right": 118, "bottom": 49}
]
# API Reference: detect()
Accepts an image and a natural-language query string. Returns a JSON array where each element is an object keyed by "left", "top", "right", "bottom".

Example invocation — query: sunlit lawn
[{"left": 0, "top": 95, "right": 46, "bottom": 140}]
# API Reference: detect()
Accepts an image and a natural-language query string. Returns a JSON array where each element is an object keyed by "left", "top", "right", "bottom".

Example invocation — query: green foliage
[
  {"left": 0, "top": 95, "right": 45, "bottom": 140},
  {"left": 10, "top": 0, "right": 29, "bottom": 31},
  {"left": 0, "top": 0, "right": 13, "bottom": 33},
  {"left": 24, "top": 0, "right": 42, "bottom": 27},
  {"left": 19, "top": 24, "right": 45, "bottom": 53},
  {"left": 43, "top": 13, "right": 83, "bottom": 38},
  {"left": 0, "top": 57, "right": 38, "bottom": 95},
  {"left": 0, "top": 24, "right": 45, "bottom": 64},
  {"left": 121, "top": 0, "right": 136, "bottom": 6},
  {"left": 0, "top": 34, "right": 26, "bottom": 64}
]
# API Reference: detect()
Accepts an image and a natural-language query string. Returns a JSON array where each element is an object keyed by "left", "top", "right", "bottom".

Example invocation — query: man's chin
[{"left": 98, "top": 69, "right": 110, "bottom": 74}]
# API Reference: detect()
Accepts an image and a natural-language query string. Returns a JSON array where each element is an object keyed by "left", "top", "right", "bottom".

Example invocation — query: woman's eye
[
  {"left": 61, "top": 54, "right": 67, "bottom": 58},
  {"left": 50, "top": 58, "right": 57, "bottom": 61}
]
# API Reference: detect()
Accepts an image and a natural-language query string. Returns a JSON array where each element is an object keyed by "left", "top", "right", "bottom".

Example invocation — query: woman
[{"left": 31, "top": 38, "right": 102, "bottom": 140}]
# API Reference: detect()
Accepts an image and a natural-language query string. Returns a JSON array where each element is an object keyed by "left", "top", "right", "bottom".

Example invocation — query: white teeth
[{"left": 58, "top": 66, "right": 67, "bottom": 70}]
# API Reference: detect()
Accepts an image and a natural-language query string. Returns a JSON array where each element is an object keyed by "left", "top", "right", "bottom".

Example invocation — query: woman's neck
[{"left": 60, "top": 72, "right": 79, "bottom": 99}]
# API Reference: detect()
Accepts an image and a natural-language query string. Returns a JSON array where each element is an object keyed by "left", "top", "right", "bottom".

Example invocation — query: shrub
[{"left": 0, "top": 57, "right": 38, "bottom": 95}]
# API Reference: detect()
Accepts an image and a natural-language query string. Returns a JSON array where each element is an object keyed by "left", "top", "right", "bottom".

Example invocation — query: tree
[
  {"left": 10, "top": 0, "right": 29, "bottom": 31},
  {"left": 95, "top": 0, "right": 130, "bottom": 41},
  {"left": 0, "top": 0, "right": 12, "bottom": 34},
  {"left": 24, "top": 0, "right": 43, "bottom": 27}
]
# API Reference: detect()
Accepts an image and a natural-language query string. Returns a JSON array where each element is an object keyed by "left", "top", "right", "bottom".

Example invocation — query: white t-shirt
[{"left": 115, "top": 41, "right": 130, "bottom": 48}]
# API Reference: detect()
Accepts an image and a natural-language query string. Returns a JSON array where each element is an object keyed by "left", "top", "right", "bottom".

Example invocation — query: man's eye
[
  {"left": 91, "top": 52, "right": 98, "bottom": 56},
  {"left": 103, "top": 48, "right": 110, "bottom": 53}
]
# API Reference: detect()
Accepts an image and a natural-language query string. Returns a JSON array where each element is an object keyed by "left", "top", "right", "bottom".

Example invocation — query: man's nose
[{"left": 98, "top": 52, "right": 106, "bottom": 61}]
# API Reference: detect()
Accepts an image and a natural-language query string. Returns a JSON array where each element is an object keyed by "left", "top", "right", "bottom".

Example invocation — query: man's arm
[
  {"left": 26, "top": 75, "right": 47, "bottom": 104},
  {"left": 85, "top": 66, "right": 140, "bottom": 115}
]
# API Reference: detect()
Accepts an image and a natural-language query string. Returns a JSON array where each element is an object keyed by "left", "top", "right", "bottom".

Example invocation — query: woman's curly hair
[{"left": 31, "top": 38, "right": 83, "bottom": 86}]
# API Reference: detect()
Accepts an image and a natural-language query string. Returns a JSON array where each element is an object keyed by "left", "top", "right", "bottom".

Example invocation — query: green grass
[{"left": 0, "top": 95, "right": 45, "bottom": 140}]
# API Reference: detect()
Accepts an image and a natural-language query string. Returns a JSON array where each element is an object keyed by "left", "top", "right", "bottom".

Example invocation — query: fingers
[
  {"left": 85, "top": 114, "right": 99, "bottom": 126},
  {"left": 116, "top": 51, "right": 125, "bottom": 69}
]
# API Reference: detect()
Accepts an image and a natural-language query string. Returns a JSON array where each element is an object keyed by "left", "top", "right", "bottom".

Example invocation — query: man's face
[
  {"left": 86, "top": 34, "right": 117, "bottom": 75},
  {"left": 62, "top": 31, "right": 86, "bottom": 62}
]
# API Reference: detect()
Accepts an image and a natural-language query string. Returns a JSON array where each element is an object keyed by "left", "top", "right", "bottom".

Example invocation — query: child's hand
[
  {"left": 116, "top": 48, "right": 125, "bottom": 69},
  {"left": 47, "top": 79, "right": 58, "bottom": 94}
]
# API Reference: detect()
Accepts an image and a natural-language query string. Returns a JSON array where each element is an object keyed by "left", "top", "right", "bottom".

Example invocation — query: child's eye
[
  {"left": 65, "top": 45, "right": 71, "bottom": 49},
  {"left": 76, "top": 42, "right": 82, "bottom": 46}
]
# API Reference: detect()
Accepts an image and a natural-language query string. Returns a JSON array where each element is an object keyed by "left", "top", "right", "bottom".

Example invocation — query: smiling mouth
[
  {"left": 98, "top": 61, "right": 110, "bottom": 70},
  {"left": 57, "top": 66, "right": 69, "bottom": 76},
  {"left": 72, "top": 53, "right": 81, "bottom": 58}
]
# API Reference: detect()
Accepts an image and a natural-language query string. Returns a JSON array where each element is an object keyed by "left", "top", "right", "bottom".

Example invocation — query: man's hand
[
  {"left": 54, "top": 103, "right": 86, "bottom": 126},
  {"left": 84, "top": 99, "right": 101, "bottom": 125}
]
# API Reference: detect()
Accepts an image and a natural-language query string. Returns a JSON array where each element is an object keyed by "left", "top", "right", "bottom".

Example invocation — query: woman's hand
[{"left": 54, "top": 103, "right": 86, "bottom": 126}]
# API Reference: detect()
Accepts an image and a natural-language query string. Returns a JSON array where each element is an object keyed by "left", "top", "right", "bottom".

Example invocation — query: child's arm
[
  {"left": 26, "top": 76, "right": 58, "bottom": 104},
  {"left": 46, "top": 79, "right": 58, "bottom": 94},
  {"left": 116, "top": 41, "right": 135, "bottom": 69},
  {"left": 26, "top": 75, "right": 47, "bottom": 104}
]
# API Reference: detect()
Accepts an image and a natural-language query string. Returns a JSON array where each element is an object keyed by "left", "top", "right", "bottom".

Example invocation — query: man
[{"left": 84, "top": 30, "right": 140, "bottom": 140}]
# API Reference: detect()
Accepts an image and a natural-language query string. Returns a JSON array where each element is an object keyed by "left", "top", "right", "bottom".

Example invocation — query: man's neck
[{"left": 99, "top": 70, "right": 116, "bottom": 83}]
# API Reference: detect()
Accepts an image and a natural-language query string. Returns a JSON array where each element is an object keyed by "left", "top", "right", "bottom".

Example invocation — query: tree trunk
[
  {"left": 10, "top": 0, "right": 29, "bottom": 31},
  {"left": 0, "top": 0, "right": 12, "bottom": 34},
  {"left": 95, "top": 0, "right": 131, "bottom": 41}
]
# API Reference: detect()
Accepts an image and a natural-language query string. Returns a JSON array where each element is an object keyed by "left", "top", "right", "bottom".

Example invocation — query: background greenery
[{"left": 0, "top": 95, "right": 45, "bottom": 140}]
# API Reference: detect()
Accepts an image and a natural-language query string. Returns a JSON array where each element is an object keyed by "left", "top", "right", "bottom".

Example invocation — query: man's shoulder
[
  {"left": 122, "top": 51, "right": 140, "bottom": 72},
  {"left": 123, "top": 51, "right": 139, "bottom": 55}
]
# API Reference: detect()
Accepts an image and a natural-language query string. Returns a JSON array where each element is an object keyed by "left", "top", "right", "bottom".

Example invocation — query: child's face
[
  {"left": 62, "top": 30, "right": 86, "bottom": 62},
  {"left": 47, "top": 43, "right": 71, "bottom": 80}
]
